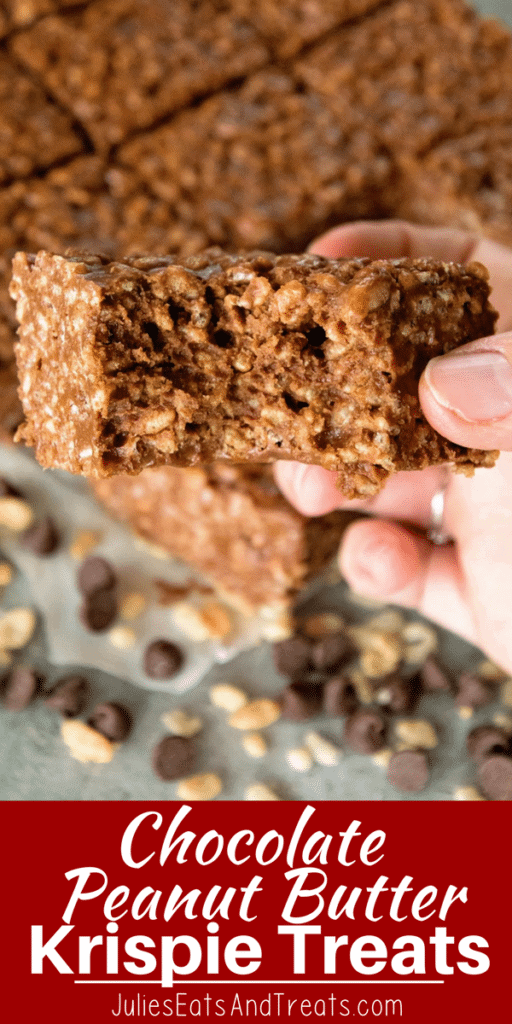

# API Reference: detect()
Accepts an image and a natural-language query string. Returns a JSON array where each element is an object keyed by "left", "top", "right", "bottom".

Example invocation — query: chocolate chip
[
  {"left": 455, "top": 672, "right": 495, "bottom": 709},
  {"left": 1, "top": 665, "right": 39, "bottom": 710},
  {"left": 478, "top": 753, "right": 512, "bottom": 800},
  {"left": 344, "top": 708, "right": 387, "bottom": 753},
  {"left": 387, "top": 749, "right": 430, "bottom": 793},
  {"left": 0, "top": 477, "right": 21, "bottom": 498},
  {"left": 466, "top": 724, "right": 509, "bottom": 763},
  {"left": 88, "top": 701, "right": 132, "bottom": 741},
  {"left": 144, "top": 639, "right": 183, "bottom": 679},
  {"left": 79, "top": 589, "right": 118, "bottom": 631},
  {"left": 323, "top": 675, "right": 358, "bottom": 717},
  {"left": 152, "top": 735, "right": 195, "bottom": 781},
  {"left": 420, "top": 656, "right": 452, "bottom": 692},
  {"left": 77, "top": 555, "right": 116, "bottom": 596},
  {"left": 21, "top": 515, "right": 59, "bottom": 555},
  {"left": 378, "top": 673, "right": 422, "bottom": 714},
  {"left": 280, "top": 680, "right": 324, "bottom": 721},
  {"left": 44, "top": 675, "right": 89, "bottom": 717},
  {"left": 312, "top": 632, "right": 352, "bottom": 673},
  {"left": 273, "top": 636, "right": 313, "bottom": 678}
]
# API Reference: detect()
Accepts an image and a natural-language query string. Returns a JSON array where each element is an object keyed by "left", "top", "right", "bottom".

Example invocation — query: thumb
[{"left": 420, "top": 333, "right": 512, "bottom": 451}]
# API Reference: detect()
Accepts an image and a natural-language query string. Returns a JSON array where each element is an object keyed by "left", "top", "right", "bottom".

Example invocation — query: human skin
[{"left": 274, "top": 221, "right": 512, "bottom": 673}]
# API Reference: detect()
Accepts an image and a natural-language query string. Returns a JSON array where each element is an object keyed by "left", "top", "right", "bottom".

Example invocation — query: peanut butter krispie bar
[
  {"left": 93, "top": 463, "right": 350, "bottom": 614},
  {"left": 11, "top": 248, "right": 497, "bottom": 498},
  {"left": 10, "top": 0, "right": 269, "bottom": 150}
]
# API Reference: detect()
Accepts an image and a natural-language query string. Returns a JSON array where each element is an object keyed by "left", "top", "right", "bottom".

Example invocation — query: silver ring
[{"left": 427, "top": 466, "right": 452, "bottom": 546}]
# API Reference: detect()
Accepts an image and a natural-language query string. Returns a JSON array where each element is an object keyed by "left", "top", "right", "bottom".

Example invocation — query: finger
[
  {"left": 274, "top": 460, "right": 447, "bottom": 526},
  {"left": 339, "top": 518, "right": 477, "bottom": 644},
  {"left": 309, "top": 219, "right": 477, "bottom": 263},
  {"left": 420, "top": 333, "right": 512, "bottom": 451},
  {"left": 471, "top": 238, "right": 512, "bottom": 332},
  {"left": 309, "top": 221, "right": 512, "bottom": 329}
]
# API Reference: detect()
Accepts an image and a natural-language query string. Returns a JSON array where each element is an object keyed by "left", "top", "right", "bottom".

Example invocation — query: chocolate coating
[
  {"left": 344, "top": 708, "right": 386, "bottom": 753},
  {"left": 77, "top": 555, "right": 116, "bottom": 596},
  {"left": 323, "top": 675, "right": 358, "bottom": 717},
  {"left": 466, "top": 724, "right": 509, "bottom": 763},
  {"left": 420, "top": 656, "right": 452, "bottom": 692},
  {"left": 88, "top": 701, "right": 132, "bottom": 741},
  {"left": 378, "top": 674, "right": 422, "bottom": 714},
  {"left": 79, "top": 588, "right": 118, "bottom": 631},
  {"left": 280, "top": 680, "right": 324, "bottom": 721},
  {"left": 44, "top": 674, "right": 89, "bottom": 717},
  {"left": 1, "top": 665, "right": 39, "bottom": 711},
  {"left": 312, "top": 632, "right": 352, "bottom": 673},
  {"left": 273, "top": 636, "right": 313, "bottom": 678},
  {"left": 152, "top": 735, "right": 195, "bottom": 781},
  {"left": 0, "top": 477, "right": 22, "bottom": 498},
  {"left": 478, "top": 754, "right": 512, "bottom": 800},
  {"left": 387, "top": 749, "right": 430, "bottom": 793},
  {"left": 144, "top": 639, "right": 183, "bottom": 679},
  {"left": 455, "top": 673, "right": 495, "bottom": 709},
  {"left": 21, "top": 515, "right": 59, "bottom": 555}
]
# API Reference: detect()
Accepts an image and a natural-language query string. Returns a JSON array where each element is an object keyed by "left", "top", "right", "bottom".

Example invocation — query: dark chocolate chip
[
  {"left": 0, "top": 477, "right": 22, "bottom": 498},
  {"left": 21, "top": 515, "right": 59, "bottom": 555},
  {"left": 77, "top": 555, "right": 116, "bottom": 596},
  {"left": 1, "top": 665, "right": 38, "bottom": 711},
  {"left": 88, "top": 701, "right": 132, "bottom": 742},
  {"left": 455, "top": 672, "right": 495, "bottom": 709},
  {"left": 44, "top": 675, "right": 89, "bottom": 717},
  {"left": 478, "top": 753, "right": 512, "bottom": 800},
  {"left": 152, "top": 735, "right": 195, "bottom": 781},
  {"left": 312, "top": 632, "right": 352, "bottom": 673},
  {"left": 420, "top": 656, "right": 452, "bottom": 692},
  {"left": 79, "top": 588, "right": 118, "bottom": 631},
  {"left": 344, "top": 708, "right": 387, "bottom": 753},
  {"left": 273, "top": 636, "right": 313, "bottom": 678},
  {"left": 387, "top": 749, "right": 430, "bottom": 793},
  {"left": 466, "top": 724, "right": 509, "bottom": 763},
  {"left": 323, "top": 675, "right": 358, "bottom": 717},
  {"left": 144, "top": 639, "right": 183, "bottom": 679},
  {"left": 378, "top": 673, "right": 422, "bottom": 714},
  {"left": 280, "top": 680, "right": 324, "bottom": 721}
]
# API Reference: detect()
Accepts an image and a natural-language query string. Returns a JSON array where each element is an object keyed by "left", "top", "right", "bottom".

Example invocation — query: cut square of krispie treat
[
  {"left": 10, "top": 0, "right": 269, "bottom": 150},
  {"left": 295, "top": 0, "right": 512, "bottom": 211},
  {"left": 396, "top": 128, "right": 512, "bottom": 249},
  {"left": 93, "top": 463, "right": 350, "bottom": 615},
  {"left": 236, "top": 0, "right": 386, "bottom": 58},
  {"left": 1, "top": 156, "right": 210, "bottom": 260},
  {"left": 11, "top": 248, "right": 497, "bottom": 499},
  {"left": 118, "top": 71, "right": 391, "bottom": 254},
  {"left": 0, "top": 50, "right": 83, "bottom": 185},
  {"left": 0, "top": 155, "right": 209, "bottom": 439}
]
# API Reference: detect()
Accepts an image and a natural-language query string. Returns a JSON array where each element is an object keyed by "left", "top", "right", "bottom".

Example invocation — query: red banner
[{"left": 1, "top": 802, "right": 508, "bottom": 1022}]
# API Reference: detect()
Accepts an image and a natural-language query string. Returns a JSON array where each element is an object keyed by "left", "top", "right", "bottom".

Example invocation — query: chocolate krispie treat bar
[
  {"left": 0, "top": 50, "right": 83, "bottom": 185},
  {"left": 93, "top": 463, "right": 349, "bottom": 614},
  {"left": 10, "top": 0, "right": 269, "bottom": 150},
  {"left": 12, "top": 248, "right": 497, "bottom": 498},
  {"left": 118, "top": 70, "right": 390, "bottom": 254},
  {"left": 236, "top": 0, "right": 385, "bottom": 58},
  {"left": 295, "top": 0, "right": 512, "bottom": 245}
]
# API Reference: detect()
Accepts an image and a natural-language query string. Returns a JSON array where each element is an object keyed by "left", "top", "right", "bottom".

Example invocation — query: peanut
[
  {"left": 161, "top": 708, "right": 203, "bottom": 738},
  {"left": 229, "top": 698, "right": 281, "bottom": 731},
  {"left": 61, "top": 720, "right": 114, "bottom": 764},
  {"left": 176, "top": 773, "right": 222, "bottom": 801},
  {"left": 209, "top": 682, "right": 248, "bottom": 712}
]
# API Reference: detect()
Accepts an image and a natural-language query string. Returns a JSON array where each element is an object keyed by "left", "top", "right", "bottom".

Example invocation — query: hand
[{"left": 274, "top": 220, "right": 512, "bottom": 673}]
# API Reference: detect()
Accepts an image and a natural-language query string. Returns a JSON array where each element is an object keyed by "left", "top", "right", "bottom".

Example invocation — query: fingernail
[{"left": 425, "top": 349, "right": 512, "bottom": 422}]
